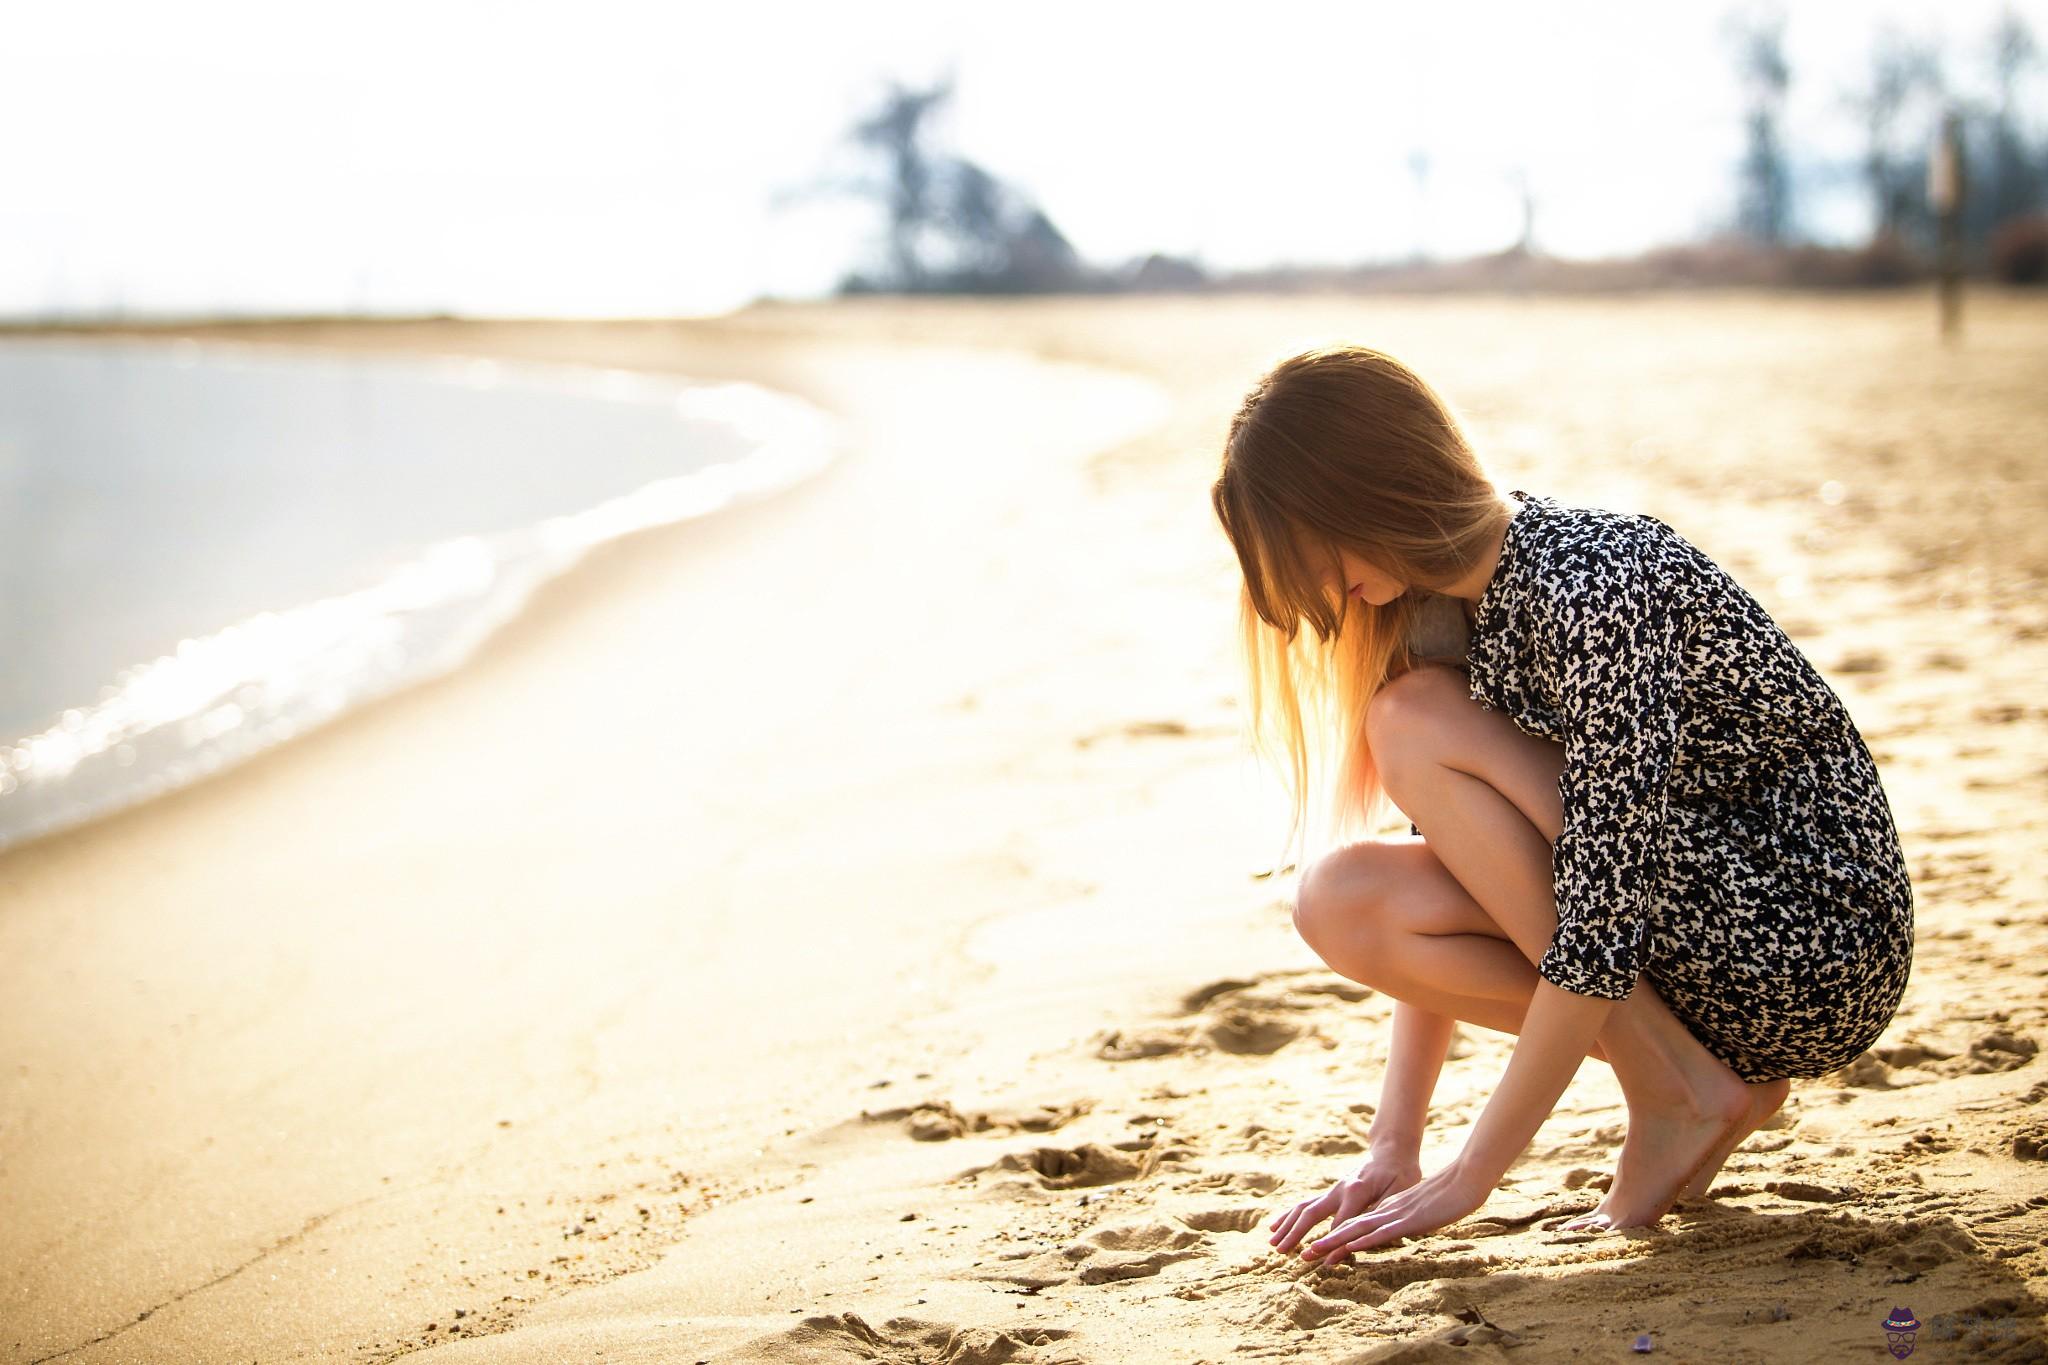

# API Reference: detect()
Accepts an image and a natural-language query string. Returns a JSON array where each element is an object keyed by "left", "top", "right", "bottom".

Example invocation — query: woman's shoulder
[
  {"left": 1513, "top": 493, "right": 1706, "bottom": 606},
  {"left": 1518, "top": 492, "right": 1667, "bottom": 556}
]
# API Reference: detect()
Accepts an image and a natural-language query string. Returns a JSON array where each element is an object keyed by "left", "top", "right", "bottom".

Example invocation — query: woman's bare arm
[
  {"left": 1268, "top": 997, "right": 1457, "bottom": 1256},
  {"left": 1453, "top": 980, "right": 1614, "bottom": 1182},
  {"left": 1367, "top": 1000, "right": 1457, "bottom": 1159},
  {"left": 1300, "top": 980, "right": 1616, "bottom": 1260}
]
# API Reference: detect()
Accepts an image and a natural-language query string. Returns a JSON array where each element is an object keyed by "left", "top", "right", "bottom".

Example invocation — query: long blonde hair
[{"left": 1209, "top": 343, "right": 1514, "bottom": 874}]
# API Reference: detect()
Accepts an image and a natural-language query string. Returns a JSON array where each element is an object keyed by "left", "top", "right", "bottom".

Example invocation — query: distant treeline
[{"left": 821, "top": 7, "right": 2048, "bottom": 295}]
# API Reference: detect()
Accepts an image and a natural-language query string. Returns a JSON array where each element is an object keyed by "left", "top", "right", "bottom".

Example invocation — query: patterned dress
[{"left": 1400, "top": 489, "right": 1914, "bottom": 1082}]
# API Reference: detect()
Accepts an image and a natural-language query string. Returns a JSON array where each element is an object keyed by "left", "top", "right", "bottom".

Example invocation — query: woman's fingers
[
  {"left": 1275, "top": 1178, "right": 1398, "bottom": 1252},
  {"left": 1301, "top": 1167, "right": 1487, "bottom": 1263},
  {"left": 1314, "top": 1210, "right": 1407, "bottom": 1259},
  {"left": 1270, "top": 1161, "right": 1429, "bottom": 1258},
  {"left": 1270, "top": 1191, "right": 1342, "bottom": 1251},
  {"left": 1301, "top": 1184, "right": 1385, "bottom": 1255},
  {"left": 1268, "top": 1190, "right": 1327, "bottom": 1233},
  {"left": 1305, "top": 1185, "right": 1426, "bottom": 1259},
  {"left": 1311, "top": 1191, "right": 1423, "bottom": 1259},
  {"left": 1266, "top": 1196, "right": 1324, "bottom": 1248},
  {"left": 1272, "top": 1180, "right": 1379, "bottom": 1253}
]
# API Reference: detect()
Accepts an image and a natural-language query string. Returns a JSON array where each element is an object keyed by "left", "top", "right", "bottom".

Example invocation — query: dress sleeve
[{"left": 1534, "top": 532, "right": 1686, "bottom": 1001}]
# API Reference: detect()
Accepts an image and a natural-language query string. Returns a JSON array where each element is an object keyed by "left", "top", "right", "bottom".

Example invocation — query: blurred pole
[{"left": 1928, "top": 108, "right": 1965, "bottom": 342}]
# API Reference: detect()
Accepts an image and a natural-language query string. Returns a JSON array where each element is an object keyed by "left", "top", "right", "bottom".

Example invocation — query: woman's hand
[
  {"left": 1292, "top": 1157, "right": 1493, "bottom": 1264},
  {"left": 1277, "top": 1162, "right": 1490, "bottom": 1268},
  {"left": 1267, "top": 1152, "right": 1424, "bottom": 1260}
]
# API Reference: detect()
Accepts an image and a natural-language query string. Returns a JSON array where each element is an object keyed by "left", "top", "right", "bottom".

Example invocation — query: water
[{"left": 0, "top": 336, "right": 842, "bottom": 853}]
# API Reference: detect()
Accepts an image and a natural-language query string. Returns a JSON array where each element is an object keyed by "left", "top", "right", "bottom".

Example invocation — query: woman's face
[{"left": 1317, "top": 543, "right": 1407, "bottom": 610}]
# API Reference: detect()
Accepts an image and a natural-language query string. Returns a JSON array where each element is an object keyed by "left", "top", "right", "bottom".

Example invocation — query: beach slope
[{"left": 3, "top": 296, "right": 2045, "bottom": 1363}]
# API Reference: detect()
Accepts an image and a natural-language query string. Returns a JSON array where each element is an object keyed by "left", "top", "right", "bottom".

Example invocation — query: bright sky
[{"left": 3, "top": 0, "right": 2041, "bottom": 318}]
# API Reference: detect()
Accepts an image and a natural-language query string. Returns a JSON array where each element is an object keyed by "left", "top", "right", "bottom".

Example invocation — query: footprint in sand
[
  {"left": 1148, "top": 1225, "right": 1514, "bottom": 1345},
  {"left": 1062, "top": 1219, "right": 1210, "bottom": 1284},
  {"left": 978, "top": 1218, "right": 1212, "bottom": 1291},
  {"left": 1240, "top": 1281, "right": 1363, "bottom": 1330},
  {"left": 1783, "top": 1213, "right": 1976, "bottom": 1276},
  {"left": 1876, "top": 1039, "right": 1959, "bottom": 1070},
  {"left": 1091, "top": 1011, "right": 1303, "bottom": 1061},
  {"left": 1177, "top": 1205, "right": 1268, "bottom": 1233},
  {"left": 1253, "top": 1249, "right": 1504, "bottom": 1319},
  {"left": 1092, "top": 972, "right": 1372, "bottom": 1063},
  {"left": 1093, "top": 1027, "right": 1192, "bottom": 1061},
  {"left": 1829, "top": 1052, "right": 1903, "bottom": 1089},
  {"left": 1300, "top": 1134, "right": 1367, "bottom": 1156},
  {"left": 1182, "top": 1169, "right": 1286, "bottom": 1197},
  {"left": 1889, "top": 1128, "right": 1956, "bottom": 1159},
  {"left": 1177, "top": 972, "right": 1374, "bottom": 1015},
  {"left": 1764, "top": 1179, "right": 1860, "bottom": 1204},
  {"left": 744, "top": 1312, "right": 1075, "bottom": 1365},
  {"left": 957, "top": 1140, "right": 1159, "bottom": 1191},
  {"left": 859, "top": 1098, "right": 1093, "bottom": 1143},
  {"left": 1878, "top": 1028, "right": 2042, "bottom": 1083},
  {"left": 1965, "top": 1029, "right": 2040, "bottom": 1074}
]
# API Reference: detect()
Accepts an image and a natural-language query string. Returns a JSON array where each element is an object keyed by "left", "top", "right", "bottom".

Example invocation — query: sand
[{"left": 2, "top": 292, "right": 2045, "bottom": 1364}]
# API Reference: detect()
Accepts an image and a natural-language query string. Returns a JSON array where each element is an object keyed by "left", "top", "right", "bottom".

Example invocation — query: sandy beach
[{"left": 4, "top": 292, "right": 2046, "bottom": 1363}]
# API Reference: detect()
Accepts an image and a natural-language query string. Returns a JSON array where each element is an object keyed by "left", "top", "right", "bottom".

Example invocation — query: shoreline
[
  {"left": 0, "top": 335, "right": 849, "bottom": 858},
  {"left": 4, "top": 297, "right": 2044, "bottom": 1363},
  {"left": 1, "top": 313, "right": 1212, "bottom": 1363}
]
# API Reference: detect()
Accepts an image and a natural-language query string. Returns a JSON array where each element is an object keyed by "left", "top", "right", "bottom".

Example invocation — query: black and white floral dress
[{"left": 1402, "top": 489, "right": 1914, "bottom": 1082}]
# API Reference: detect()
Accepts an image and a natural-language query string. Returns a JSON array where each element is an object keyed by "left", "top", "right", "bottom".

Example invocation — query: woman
[{"left": 1208, "top": 344, "right": 1914, "bottom": 1264}]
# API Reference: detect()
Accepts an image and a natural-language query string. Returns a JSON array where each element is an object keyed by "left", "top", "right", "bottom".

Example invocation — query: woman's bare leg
[
  {"left": 1293, "top": 665, "right": 1787, "bottom": 1226},
  {"left": 1297, "top": 839, "right": 1787, "bottom": 1212}
]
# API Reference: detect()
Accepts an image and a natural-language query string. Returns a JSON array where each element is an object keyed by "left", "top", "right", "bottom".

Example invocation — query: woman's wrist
[
  {"left": 1367, "top": 1129, "right": 1424, "bottom": 1164},
  {"left": 1443, "top": 1143, "right": 1505, "bottom": 1193}
]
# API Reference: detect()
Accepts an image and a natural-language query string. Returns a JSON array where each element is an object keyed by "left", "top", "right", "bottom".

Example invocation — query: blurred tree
[
  {"left": 849, "top": 76, "right": 955, "bottom": 291},
  {"left": 1931, "top": 107, "right": 1967, "bottom": 333},
  {"left": 1844, "top": 25, "right": 1944, "bottom": 244},
  {"left": 1725, "top": 5, "right": 1794, "bottom": 244},
  {"left": 940, "top": 160, "right": 1008, "bottom": 277},
  {"left": 1984, "top": 7, "right": 2043, "bottom": 226},
  {"left": 819, "top": 75, "right": 1092, "bottom": 294}
]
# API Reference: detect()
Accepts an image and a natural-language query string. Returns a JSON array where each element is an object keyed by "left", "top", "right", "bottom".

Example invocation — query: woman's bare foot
[
  {"left": 1559, "top": 1074, "right": 1752, "bottom": 1232},
  {"left": 1673, "top": 1077, "right": 1791, "bottom": 1201}
]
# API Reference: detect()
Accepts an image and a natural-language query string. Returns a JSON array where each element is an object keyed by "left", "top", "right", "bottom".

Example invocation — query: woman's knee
[
  {"left": 1365, "top": 664, "right": 1469, "bottom": 771},
  {"left": 1369, "top": 664, "right": 1567, "bottom": 841},
  {"left": 1292, "top": 842, "right": 1404, "bottom": 976}
]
